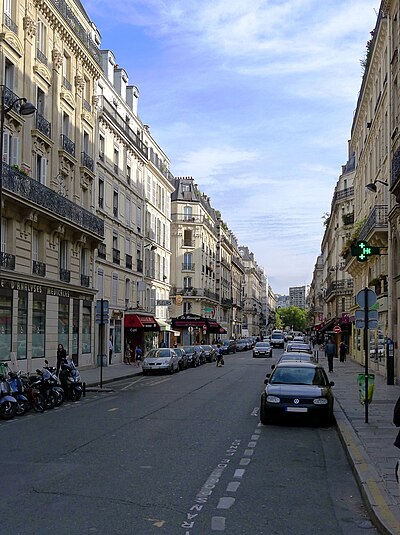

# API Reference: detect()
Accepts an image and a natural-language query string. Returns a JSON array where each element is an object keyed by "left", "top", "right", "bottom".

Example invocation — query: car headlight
[
  {"left": 266, "top": 395, "right": 280, "bottom": 403},
  {"left": 313, "top": 398, "right": 328, "bottom": 405}
]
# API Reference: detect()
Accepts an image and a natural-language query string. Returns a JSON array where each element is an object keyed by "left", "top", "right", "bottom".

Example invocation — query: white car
[{"left": 142, "top": 348, "right": 180, "bottom": 375}]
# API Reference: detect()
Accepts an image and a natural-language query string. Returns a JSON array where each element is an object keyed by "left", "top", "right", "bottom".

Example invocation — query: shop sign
[{"left": 156, "top": 300, "right": 172, "bottom": 306}]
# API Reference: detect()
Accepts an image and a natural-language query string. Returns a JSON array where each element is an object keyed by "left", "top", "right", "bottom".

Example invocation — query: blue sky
[{"left": 85, "top": 0, "right": 378, "bottom": 294}]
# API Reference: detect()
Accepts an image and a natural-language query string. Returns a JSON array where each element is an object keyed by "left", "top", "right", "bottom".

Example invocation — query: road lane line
[
  {"left": 211, "top": 517, "right": 226, "bottom": 531},
  {"left": 226, "top": 482, "right": 240, "bottom": 492},
  {"left": 108, "top": 408, "right": 118, "bottom": 412},
  {"left": 248, "top": 441, "right": 257, "bottom": 448},
  {"left": 148, "top": 377, "right": 172, "bottom": 386},
  {"left": 239, "top": 458, "right": 251, "bottom": 466},
  {"left": 217, "top": 497, "right": 235, "bottom": 509},
  {"left": 244, "top": 449, "right": 253, "bottom": 456},
  {"left": 251, "top": 435, "right": 259, "bottom": 441},
  {"left": 121, "top": 377, "right": 145, "bottom": 390},
  {"left": 234, "top": 469, "right": 245, "bottom": 479}
]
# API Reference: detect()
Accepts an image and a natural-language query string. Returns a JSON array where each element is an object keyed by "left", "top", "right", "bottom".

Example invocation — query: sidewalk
[{"left": 79, "top": 354, "right": 400, "bottom": 535}]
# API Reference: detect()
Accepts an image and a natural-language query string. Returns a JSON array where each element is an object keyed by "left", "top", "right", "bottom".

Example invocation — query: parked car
[
  {"left": 285, "top": 342, "right": 312, "bottom": 354},
  {"left": 174, "top": 347, "right": 189, "bottom": 370},
  {"left": 142, "top": 348, "right": 180, "bottom": 375},
  {"left": 182, "top": 346, "right": 202, "bottom": 367},
  {"left": 260, "top": 360, "right": 334, "bottom": 426},
  {"left": 278, "top": 352, "right": 315, "bottom": 364},
  {"left": 220, "top": 340, "right": 237, "bottom": 354},
  {"left": 253, "top": 341, "right": 272, "bottom": 358},
  {"left": 200, "top": 345, "right": 217, "bottom": 362},
  {"left": 236, "top": 340, "right": 248, "bottom": 352}
]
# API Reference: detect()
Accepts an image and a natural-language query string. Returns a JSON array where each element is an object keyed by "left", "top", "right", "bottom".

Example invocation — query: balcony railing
[
  {"left": 36, "top": 113, "right": 51, "bottom": 138},
  {"left": 182, "top": 240, "right": 195, "bottom": 247},
  {"left": 3, "top": 13, "right": 17, "bottom": 33},
  {"left": 173, "top": 287, "right": 219, "bottom": 301},
  {"left": 36, "top": 48, "right": 48, "bottom": 66},
  {"left": 98, "top": 243, "right": 106, "bottom": 259},
  {"left": 112, "top": 248, "right": 120, "bottom": 264},
  {"left": 342, "top": 212, "right": 354, "bottom": 226},
  {"left": 125, "top": 254, "right": 132, "bottom": 269},
  {"left": 60, "top": 134, "right": 75, "bottom": 157},
  {"left": 81, "top": 152, "right": 94, "bottom": 172},
  {"left": 182, "top": 263, "right": 195, "bottom": 271},
  {"left": 32, "top": 260, "right": 46, "bottom": 277},
  {"left": 221, "top": 297, "right": 233, "bottom": 306},
  {"left": 1, "top": 86, "right": 25, "bottom": 113},
  {"left": 80, "top": 274, "right": 90, "bottom": 287},
  {"left": 137, "top": 259, "right": 143, "bottom": 273},
  {"left": 326, "top": 279, "right": 354, "bottom": 300},
  {"left": 358, "top": 205, "right": 388, "bottom": 241},
  {"left": 62, "top": 77, "right": 72, "bottom": 91},
  {"left": 49, "top": 0, "right": 101, "bottom": 66},
  {"left": 331, "top": 187, "right": 354, "bottom": 210},
  {"left": 3, "top": 163, "right": 104, "bottom": 238},
  {"left": 99, "top": 96, "right": 148, "bottom": 158},
  {"left": 0, "top": 252, "right": 15, "bottom": 270},
  {"left": 60, "top": 268, "right": 70, "bottom": 282}
]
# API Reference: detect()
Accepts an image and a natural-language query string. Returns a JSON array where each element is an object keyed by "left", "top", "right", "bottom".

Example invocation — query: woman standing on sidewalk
[{"left": 339, "top": 341, "right": 347, "bottom": 363}]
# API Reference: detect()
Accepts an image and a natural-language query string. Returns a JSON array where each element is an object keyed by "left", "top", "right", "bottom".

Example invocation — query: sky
[{"left": 84, "top": 0, "right": 378, "bottom": 294}]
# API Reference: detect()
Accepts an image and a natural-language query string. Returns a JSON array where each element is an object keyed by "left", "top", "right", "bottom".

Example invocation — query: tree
[{"left": 277, "top": 306, "right": 308, "bottom": 332}]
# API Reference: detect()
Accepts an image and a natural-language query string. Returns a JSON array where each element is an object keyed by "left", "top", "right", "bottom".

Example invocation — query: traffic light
[{"left": 351, "top": 241, "right": 380, "bottom": 262}]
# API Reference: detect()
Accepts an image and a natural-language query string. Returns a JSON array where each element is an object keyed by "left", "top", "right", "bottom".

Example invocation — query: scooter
[
  {"left": 6, "top": 367, "right": 30, "bottom": 416},
  {"left": 0, "top": 373, "right": 17, "bottom": 420},
  {"left": 59, "top": 358, "right": 82, "bottom": 402},
  {"left": 20, "top": 373, "right": 45, "bottom": 413},
  {"left": 43, "top": 360, "right": 64, "bottom": 406}
]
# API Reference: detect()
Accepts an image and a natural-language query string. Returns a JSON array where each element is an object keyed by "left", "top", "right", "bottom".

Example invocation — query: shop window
[
  {"left": 58, "top": 298, "right": 69, "bottom": 353},
  {"left": 32, "top": 294, "right": 45, "bottom": 358},
  {"left": 82, "top": 302, "right": 91, "bottom": 354},
  {"left": 114, "top": 320, "right": 121, "bottom": 354},
  {"left": 72, "top": 300, "right": 79, "bottom": 363},
  {"left": 0, "top": 290, "right": 12, "bottom": 361},
  {"left": 17, "top": 292, "right": 27, "bottom": 360}
]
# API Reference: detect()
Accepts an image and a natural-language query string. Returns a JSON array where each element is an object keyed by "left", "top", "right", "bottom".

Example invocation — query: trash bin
[
  {"left": 357, "top": 373, "right": 375, "bottom": 405},
  {"left": 97, "top": 354, "right": 107, "bottom": 367}
]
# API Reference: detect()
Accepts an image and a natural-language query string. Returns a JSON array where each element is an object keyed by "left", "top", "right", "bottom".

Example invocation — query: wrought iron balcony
[
  {"left": 60, "top": 268, "right": 70, "bottom": 282},
  {"left": 112, "top": 248, "right": 120, "bottom": 264},
  {"left": 125, "top": 254, "right": 132, "bottom": 269},
  {"left": 49, "top": 0, "right": 101, "bottom": 66},
  {"left": 62, "top": 77, "right": 72, "bottom": 91},
  {"left": 182, "top": 263, "right": 195, "bottom": 271},
  {"left": 98, "top": 243, "right": 106, "bottom": 259},
  {"left": 80, "top": 274, "right": 90, "bottom": 287},
  {"left": 36, "top": 48, "right": 48, "bottom": 66},
  {"left": 358, "top": 205, "right": 388, "bottom": 241},
  {"left": 342, "top": 212, "right": 354, "bottom": 226},
  {"left": 81, "top": 152, "right": 94, "bottom": 172},
  {"left": 3, "top": 163, "right": 104, "bottom": 238},
  {"left": 3, "top": 13, "right": 17, "bottom": 34},
  {"left": 1, "top": 86, "right": 25, "bottom": 113},
  {"left": 36, "top": 113, "right": 51, "bottom": 138},
  {"left": 221, "top": 297, "right": 233, "bottom": 306},
  {"left": 32, "top": 261, "right": 46, "bottom": 277},
  {"left": 137, "top": 259, "right": 143, "bottom": 273},
  {"left": 0, "top": 252, "right": 15, "bottom": 270},
  {"left": 325, "top": 279, "right": 354, "bottom": 301},
  {"left": 60, "top": 134, "right": 75, "bottom": 157}
]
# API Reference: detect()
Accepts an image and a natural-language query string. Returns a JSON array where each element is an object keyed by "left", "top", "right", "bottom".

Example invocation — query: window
[
  {"left": 32, "top": 229, "right": 38, "bottom": 262},
  {"left": 111, "top": 273, "right": 118, "bottom": 305},
  {"left": 1, "top": 217, "right": 7, "bottom": 254},
  {"left": 99, "top": 134, "right": 105, "bottom": 160},
  {"left": 2, "top": 131, "right": 19, "bottom": 166},
  {"left": 4, "top": 58, "right": 14, "bottom": 90},
  {"left": 82, "top": 302, "right": 91, "bottom": 354},
  {"left": 36, "top": 154, "right": 47, "bottom": 184},
  {"left": 125, "top": 196, "right": 131, "bottom": 225},
  {"left": 60, "top": 240, "right": 68, "bottom": 270},
  {"left": 184, "top": 206, "right": 193, "bottom": 221},
  {"left": 37, "top": 20, "right": 47, "bottom": 56},
  {"left": 32, "top": 293, "right": 45, "bottom": 358},
  {"left": 4, "top": 0, "right": 11, "bottom": 17},
  {"left": 96, "top": 269, "right": 104, "bottom": 298},
  {"left": 113, "top": 147, "right": 119, "bottom": 174},
  {"left": 62, "top": 112, "right": 69, "bottom": 136},
  {"left": 81, "top": 248, "right": 89, "bottom": 276},
  {"left": 125, "top": 279, "right": 130, "bottom": 305},
  {"left": 183, "top": 252, "right": 192, "bottom": 270},
  {"left": 58, "top": 298, "right": 69, "bottom": 352},
  {"left": 62, "top": 53, "right": 71, "bottom": 82},
  {"left": 0, "top": 290, "right": 12, "bottom": 362},
  {"left": 183, "top": 276, "right": 192, "bottom": 289},
  {"left": 83, "top": 131, "right": 90, "bottom": 155},
  {"left": 113, "top": 190, "right": 118, "bottom": 218},
  {"left": 98, "top": 176, "right": 104, "bottom": 208},
  {"left": 36, "top": 87, "right": 45, "bottom": 116},
  {"left": 17, "top": 292, "right": 27, "bottom": 360},
  {"left": 183, "top": 229, "right": 192, "bottom": 246},
  {"left": 136, "top": 205, "right": 142, "bottom": 231},
  {"left": 125, "top": 236, "right": 131, "bottom": 255}
]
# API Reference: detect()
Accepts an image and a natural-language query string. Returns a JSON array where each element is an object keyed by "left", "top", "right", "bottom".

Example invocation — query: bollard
[{"left": 83, "top": 381, "right": 86, "bottom": 397}]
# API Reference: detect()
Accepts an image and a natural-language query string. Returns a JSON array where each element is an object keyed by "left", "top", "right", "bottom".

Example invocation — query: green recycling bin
[{"left": 357, "top": 373, "right": 375, "bottom": 405}]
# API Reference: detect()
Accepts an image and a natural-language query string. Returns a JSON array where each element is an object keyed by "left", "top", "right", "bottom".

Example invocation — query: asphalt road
[{"left": 1, "top": 348, "right": 378, "bottom": 535}]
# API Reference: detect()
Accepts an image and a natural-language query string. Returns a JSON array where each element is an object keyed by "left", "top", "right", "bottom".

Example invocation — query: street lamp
[
  {"left": 0, "top": 87, "right": 36, "bottom": 264},
  {"left": 366, "top": 179, "right": 388, "bottom": 193}
]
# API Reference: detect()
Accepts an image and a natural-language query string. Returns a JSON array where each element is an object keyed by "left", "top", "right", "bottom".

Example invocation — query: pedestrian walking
[
  {"left": 325, "top": 338, "right": 336, "bottom": 373},
  {"left": 393, "top": 395, "right": 400, "bottom": 491},
  {"left": 216, "top": 345, "right": 224, "bottom": 367},
  {"left": 135, "top": 345, "right": 142, "bottom": 367},
  {"left": 56, "top": 343, "right": 67, "bottom": 376},
  {"left": 339, "top": 341, "right": 347, "bottom": 363},
  {"left": 108, "top": 336, "right": 113, "bottom": 365},
  {"left": 124, "top": 341, "right": 132, "bottom": 365}
]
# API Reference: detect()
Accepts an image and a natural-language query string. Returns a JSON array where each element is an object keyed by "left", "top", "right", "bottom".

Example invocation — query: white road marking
[
  {"left": 244, "top": 449, "right": 254, "bottom": 456},
  {"left": 226, "top": 482, "right": 240, "bottom": 492},
  {"left": 148, "top": 377, "right": 172, "bottom": 386},
  {"left": 239, "top": 458, "right": 251, "bottom": 466},
  {"left": 121, "top": 377, "right": 145, "bottom": 390},
  {"left": 234, "top": 469, "right": 245, "bottom": 479},
  {"left": 251, "top": 407, "right": 259, "bottom": 416},
  {"left": 211, "top": 517, "right": 226, "bottom": 531},
  {"left": 251, "top": 435, "right": 260, "bottom": 441},
  {"left": 248, "top": 441, "right": 257, "bottom": 448},
  {"left": 108, "top": 408, "right": 118, "bottom": 412},
  {"left": 217, "top": 497, "right": 235, "bottom": 509}
]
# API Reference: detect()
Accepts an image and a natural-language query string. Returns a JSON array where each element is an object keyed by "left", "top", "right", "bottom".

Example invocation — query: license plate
[{"left": 286, "top": 407, "right": 308, "bottom": 413}]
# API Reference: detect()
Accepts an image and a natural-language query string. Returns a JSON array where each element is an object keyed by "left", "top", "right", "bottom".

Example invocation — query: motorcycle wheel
[
  {"left": 71, "top": 388, "right": 82, "bottom": 402},
  {"left": 0, "top": 400, "right": 17, "bottom": 420},
  {"left": 16, "top": 400, "right": 29, "bottom": 416},
  {"left": 33, "top": 394, "right": 45, "bottom": 413},
  {"left": 53, "top": 389, "right": 64, "bottom": 407},
  {"left": 45, "top": 391, "right": 57, "bottom": 410}
]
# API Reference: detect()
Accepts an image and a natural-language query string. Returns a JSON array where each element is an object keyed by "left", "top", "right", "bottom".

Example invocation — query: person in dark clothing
[
  {"left": 325, "top": 339, "right": 336, "bottom": 373},
  {"left": 56, "top": 343, "right": 67, "bottom": 376},
  {"left": 339, "top": 341, "right": 347, "bottom": 362},
  {"left": 393, "top": 395, "right": 400, "bottom": 489}
]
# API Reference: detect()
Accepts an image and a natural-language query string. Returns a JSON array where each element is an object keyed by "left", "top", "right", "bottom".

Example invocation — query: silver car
[{"left": 142, "top": 348, "right": 180, "bottom": 375}]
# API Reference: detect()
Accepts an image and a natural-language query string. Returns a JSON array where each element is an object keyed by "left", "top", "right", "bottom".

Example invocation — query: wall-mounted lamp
[
  {"left": 366, "top": 179, "right": 388, "bottom": 193},
  {"left": 144, "top": 244, "right": 157, "bottom": 251}
]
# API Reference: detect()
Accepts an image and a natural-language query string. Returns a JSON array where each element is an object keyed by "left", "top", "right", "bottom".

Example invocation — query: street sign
[
  {"left": 95, "top": 299, "right": 109, "bottom": 324},
  {"left": 156, "top": 299, "right": 172, "bottom": 306},
  {"left": 351, "top": 241, "right": 380, "bottom": 262},
  {"left": 333, "top": 326, "right": 341, "bottom": 334},
  {"left": 356, "top": 289, "right": 377, "bottom": 309}
]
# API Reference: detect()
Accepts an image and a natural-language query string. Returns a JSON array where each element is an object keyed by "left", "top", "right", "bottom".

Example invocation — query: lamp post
[{"left": 0, "top": 87, "right": 36, "bottom": 263}]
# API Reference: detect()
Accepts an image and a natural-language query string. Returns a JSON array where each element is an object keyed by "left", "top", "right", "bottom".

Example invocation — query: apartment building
[
  {"left": 289, "top": 286, "right": 308, "bottom": 309},
  {"left": 239, "top": 246, "right": 263, "bottom": 337}
]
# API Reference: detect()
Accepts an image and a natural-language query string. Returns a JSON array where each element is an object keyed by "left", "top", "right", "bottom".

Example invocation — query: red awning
[
  {"left": 172, "top": 319, "right": 207, "bottom": 328},
  {"left": 206, "top": 319, "right": 226, "bottom": 334},
  {"left": 124, "top": 314, "right": 159, "bottom": 330},
  {"left": 219, "top": 326, "right": 227, "bottom": 334}
]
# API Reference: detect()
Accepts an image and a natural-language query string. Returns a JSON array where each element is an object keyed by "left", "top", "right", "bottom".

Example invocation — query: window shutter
[
  {"left": 40, "top": 157, "right": 47, "bottom": 184},
  {"left": 32, "top": 229, "right": 38, "bottom": 261},
  {"left": 1, "top": 218, "right": 7, "bottom": 252},
  {"left": 11, "top": 136, "right": 20, "bottom": 166},
  {"left": 2, "top": 132, "right": 10, "bottom": 163}
]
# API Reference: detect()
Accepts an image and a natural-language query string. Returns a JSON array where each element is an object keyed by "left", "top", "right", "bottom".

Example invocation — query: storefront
[
  {"left": 0, "top": 277, "right": 96, "bottom": 371},
  {"left": 172, "top": 314, "right": 226, "bottom": 345},
  {"left": 156, "top": 318, "right": 180, "bottom": 347},
  {"left": 124, "top": 312, "right": 160, "bottom": 355}
]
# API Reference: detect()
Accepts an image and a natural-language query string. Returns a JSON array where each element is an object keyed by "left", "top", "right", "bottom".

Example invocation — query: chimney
[
  {"left": 126, "top": 85, "right": 139, "bottom": 115},
  {"left": 99, "top": 50, "right": 115, "bottom": 83},
  {"left": 114, "top": 67, "right": 128, "bottom": 101}
]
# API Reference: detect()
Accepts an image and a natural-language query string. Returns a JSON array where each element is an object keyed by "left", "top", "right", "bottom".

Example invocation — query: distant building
[
  {"left": 289, "top": 286, "right": 309, "bottom": 309},
  {"left": 276, "top": 295, "right": 291, "bottom": 309}
]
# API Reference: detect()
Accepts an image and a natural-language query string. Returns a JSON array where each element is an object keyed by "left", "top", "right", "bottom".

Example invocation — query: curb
[
  {"left": 85, "top": 369, "right": 143, "bottom": 388},
  {"left": 335, "top": 399, "right": 400, "bottom": 535}
]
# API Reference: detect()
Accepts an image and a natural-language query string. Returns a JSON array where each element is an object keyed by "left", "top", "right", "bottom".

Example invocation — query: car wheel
[{"left": 176, "top": 363, "right": 180, "bottom": 373}]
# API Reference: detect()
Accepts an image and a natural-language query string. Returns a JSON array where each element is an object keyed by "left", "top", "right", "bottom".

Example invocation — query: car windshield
[
  {"left": 271, "top": 367, "right": 327, "bottom": 386},
  {"left": 280, "top": 354, "right": 312, "bottom": 362},
  {"left": 201, "top": 345, "right": 212, "bottom": 351},
  {"left": 255, "top": 342, "right": 270, "bottom": 348},
  {"left": 183, "top": 346, "right": 195, "bottom": 354},
  {"left": 271, "top": 333, "right": 284, "bottom": 339},
  {"left": 223, "top": 341, "right": 231, "bottom": 346}
]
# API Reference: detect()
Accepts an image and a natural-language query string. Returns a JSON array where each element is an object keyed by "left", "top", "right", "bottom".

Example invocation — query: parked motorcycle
[
  {"left": 28, "top": 370, "right": 57, "bottom": 410},
  {"left": 59, "top": 358, "right": 82, "bottom": 402},
  {"left": 0, "top": 373, "right": 17, "bottom": 420},
  {"left": 6, "top": 367, "right": 30, "bottom": 416},
  {"left": 43, "top": 360, "right": 64, "bottom": 406},
  {"left": 20, "top": 373, "right": 45, "bottom": 413}
]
